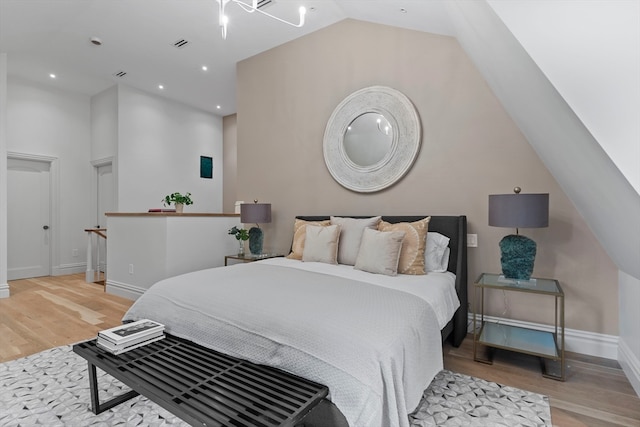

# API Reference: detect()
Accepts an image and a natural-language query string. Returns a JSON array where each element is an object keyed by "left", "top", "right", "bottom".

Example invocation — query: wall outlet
[
  {"left": 467, "top": 234, "right": 478, "bottom": 247},
  {"left": 129, "top": 264, "right": 134, "bottom": 274},
  {"left": 72, "top": 248, "right": 79, "bottom": 257}
]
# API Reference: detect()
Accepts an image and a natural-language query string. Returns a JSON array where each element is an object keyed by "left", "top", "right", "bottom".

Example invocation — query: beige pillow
[
  {"left": 378, "top": 216, "right": 430, "bottom": 275},
  {"left": 302, "top": 224, "right": 341, "bottom": 264},
  {"left": 287, "top": 219, "right": 331, "bottom": 260},
  {"left": 354, "top": 228, "right": 406, "bottom": 276},
  {"left": 330, "top": 216, "right": 381, "bottom": 265}
]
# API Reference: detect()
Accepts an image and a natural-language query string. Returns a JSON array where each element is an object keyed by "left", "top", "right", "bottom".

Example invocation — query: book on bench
[{"left": 97, "top": 319, "right": 165, "bottom": 354}]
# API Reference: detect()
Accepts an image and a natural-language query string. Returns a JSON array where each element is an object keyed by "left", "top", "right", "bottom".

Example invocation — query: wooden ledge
[{"left": 105, "top": 212, "right": 239, "bottom": 217}]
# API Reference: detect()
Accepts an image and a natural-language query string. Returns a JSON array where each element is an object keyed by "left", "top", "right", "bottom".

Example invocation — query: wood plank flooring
[
  {"left": 2, "top": 274, "right": 639, "bottom": 426},
  {"left": 0, "top": 274, "right": 131, "bottom": 362}
]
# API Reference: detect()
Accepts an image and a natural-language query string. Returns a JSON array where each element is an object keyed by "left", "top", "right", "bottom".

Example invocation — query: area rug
[{"left": 0, "top": 345, "right": 551, "bottom": 426}]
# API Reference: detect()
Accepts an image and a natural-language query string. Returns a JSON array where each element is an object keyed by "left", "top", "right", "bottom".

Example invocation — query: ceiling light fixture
[
  {"left": 158, "top": 84, "right": 164, "bottom": 90},
  {"left": 49, "top": 73, "right": 56, "bottom": 79},
  {"left": 202, "top": 65, "right": 208, "bottom": 71},
  {"left": 216, "top": 0, "right": 306, "bottom": 40}
]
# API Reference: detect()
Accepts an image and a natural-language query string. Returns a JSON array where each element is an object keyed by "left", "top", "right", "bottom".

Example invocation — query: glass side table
[
  {"left": 473, "top": 272, "right": 565, "bottom": 381},
  {"left": 224, "top": 253, "right": 283, "bottom": 266}
]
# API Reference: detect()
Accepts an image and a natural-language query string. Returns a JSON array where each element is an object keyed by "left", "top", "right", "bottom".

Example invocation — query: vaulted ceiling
[{"left": 0, "top": 0, "right": 457, "bottom": 116}]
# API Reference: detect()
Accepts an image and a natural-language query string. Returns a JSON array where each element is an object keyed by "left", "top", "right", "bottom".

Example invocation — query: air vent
[
  {"left": 257, "top": 0, "right": 274, "bottom": 8},
  {"left": 173, "top": 39, "right": 190, "bottom": 48},
  {"left": 113, "top": 71, "right": 127, "bottom": 78}
]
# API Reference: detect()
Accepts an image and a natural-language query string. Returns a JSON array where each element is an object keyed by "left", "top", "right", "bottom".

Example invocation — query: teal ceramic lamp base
[
  {"left": 499, "top": 234, "right": 537, "bottom": 280},
  {"left": 248, "top": 227, "right": 264, "bottom": 255}
]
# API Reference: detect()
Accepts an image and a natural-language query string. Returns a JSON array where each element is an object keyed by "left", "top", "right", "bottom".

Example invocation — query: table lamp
[
  {"left": 489, "top": 187, "right": 549, "bottom": 280},
  {"left": 240, "top": 200, "right": 272, "bottom": 255}
]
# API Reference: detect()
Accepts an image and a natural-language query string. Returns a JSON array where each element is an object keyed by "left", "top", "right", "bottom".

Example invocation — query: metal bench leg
[{"left": 87, "top": 361, "right": 140, "bottom": 414}]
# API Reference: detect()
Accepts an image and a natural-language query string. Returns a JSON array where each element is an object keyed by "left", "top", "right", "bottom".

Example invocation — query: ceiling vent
[
  {"left": 257, "top": 0, "right": 274, "bottom": 8},
  {"left": 173, "top": 39, "right": 190, "bottom": 49},
  {"left": 113, "top": 71, "right": 127, "bottom": 78}
]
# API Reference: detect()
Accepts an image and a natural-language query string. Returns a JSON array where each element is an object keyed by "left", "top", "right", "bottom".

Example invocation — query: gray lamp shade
[
  {"left": 240, "top": 203, "right": 272, "bottom": 224},
  {"left": 488, "top": 193, "right": 549, "bottom": 229}
]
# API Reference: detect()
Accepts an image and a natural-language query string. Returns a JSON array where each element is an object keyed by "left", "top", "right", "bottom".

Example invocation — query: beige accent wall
[{"left": 232, "top": 19, "right": 618, "bottom": 335}]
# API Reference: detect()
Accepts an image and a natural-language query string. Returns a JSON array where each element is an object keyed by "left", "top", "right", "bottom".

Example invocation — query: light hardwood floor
[{"left": 1, "top": 274, "right": 639, "bottom": 426}]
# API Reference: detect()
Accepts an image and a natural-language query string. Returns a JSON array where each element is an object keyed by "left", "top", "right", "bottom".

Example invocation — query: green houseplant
[
  {"left": 228, "top": 226, "right": 249, "bottom": 255},
  {"left": 162, "top": 192, "right": 193, "bottom": 213}
]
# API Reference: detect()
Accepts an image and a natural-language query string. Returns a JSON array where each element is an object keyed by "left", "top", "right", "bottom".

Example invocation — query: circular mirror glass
[{"left": 343, "top": 113, "right": 393, "bottom": 167}]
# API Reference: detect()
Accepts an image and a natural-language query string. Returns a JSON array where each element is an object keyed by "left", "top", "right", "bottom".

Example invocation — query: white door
[
  {"left": 96, "top": 163, "right": 114, "bottom": 273},
  {"left": 7, "top": 158, "right": 51, "bottom": 280}
]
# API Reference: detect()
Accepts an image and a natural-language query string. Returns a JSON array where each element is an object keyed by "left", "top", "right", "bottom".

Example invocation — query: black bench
[{"left": 73, "top": 334, "right": 328, "bottom": 427}]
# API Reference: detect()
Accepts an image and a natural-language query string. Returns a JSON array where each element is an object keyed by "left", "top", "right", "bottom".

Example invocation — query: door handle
[{"left": 43, "top": 225, "right": 49, "bottom": 230}]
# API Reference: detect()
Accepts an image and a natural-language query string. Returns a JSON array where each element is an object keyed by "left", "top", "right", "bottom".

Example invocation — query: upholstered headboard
[{"left": 295, "top": 215, "right": 468, "bottom": 347}]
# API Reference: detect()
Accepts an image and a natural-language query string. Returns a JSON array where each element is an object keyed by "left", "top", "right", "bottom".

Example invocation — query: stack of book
[{"left": 97, "top": 319, "right": 165, "bottom": 355}]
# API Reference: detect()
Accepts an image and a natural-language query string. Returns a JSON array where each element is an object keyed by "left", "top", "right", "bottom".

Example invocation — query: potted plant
[
  {"left": 162, "top": 192, "right": 193, "bottom": 213},
  {"left": 228, "top": 226, "right": 249, "bottom": 256}
]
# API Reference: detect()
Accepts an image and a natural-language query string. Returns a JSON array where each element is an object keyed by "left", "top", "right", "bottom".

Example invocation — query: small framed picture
[{"left": 200, "top": 156, "right": 213, "bottom": 179}]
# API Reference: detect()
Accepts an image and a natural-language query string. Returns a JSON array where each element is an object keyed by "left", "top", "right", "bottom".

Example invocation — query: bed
[{"left": 123, "top": 215, "right": 467, "bottom": 427}]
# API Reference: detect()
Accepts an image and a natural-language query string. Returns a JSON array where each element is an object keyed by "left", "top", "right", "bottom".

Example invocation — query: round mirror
[
  {"left": 323, "top": 86, "right": 421, "bottom": 192},
  {"left": 343, "top": 113, "right": 393, "bottom": 167}
]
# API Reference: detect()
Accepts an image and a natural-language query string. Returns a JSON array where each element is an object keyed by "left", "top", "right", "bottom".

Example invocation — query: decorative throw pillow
[
  {"left": 354, "top": 228, "right": 406, "bottom": 276},
  {"left": 425, "top": 231, "right": 450, "bottom": 272},
  {"left": 302, "top": 224, "right": 341, "bottom": 264},
  {"left": 286, "top": 219, "right": 331, "bottom": 260},
  {"left": 330, "top": 216, "right": 381, "bottom": 265},
  {"left": 377, "top": 216, "right": 430, "bottom": 275}
]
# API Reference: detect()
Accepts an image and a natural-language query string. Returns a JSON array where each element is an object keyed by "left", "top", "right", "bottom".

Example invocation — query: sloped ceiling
[{"left": 447, "top": 0, "right": 640, "bottom": 280}]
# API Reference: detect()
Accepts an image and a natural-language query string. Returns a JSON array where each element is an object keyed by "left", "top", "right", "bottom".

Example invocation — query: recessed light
[
  {"left": 158, "top": 84, "right": 164, "bottom": 90},
  {"left": 202, "top": 65, "right": 208, "bottom": 71},
  {"left": 90, "top": 37, "right": 102, "bottom": 46},
  {"left": 216, "top": 105, "right": 221, "bottom": 109},
  {"left": 400, "top": 8, "right": 407, "bottom": 13},
  {"left": 49, "top": 73, "right": 56, "bottom": 79}
]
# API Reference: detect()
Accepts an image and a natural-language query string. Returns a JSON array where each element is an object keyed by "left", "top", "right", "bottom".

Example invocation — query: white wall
[
  {"left": 117, "top": 85, "right": 223, "bottom": 213},
  {"left": 106, "top": 214, "right": 240, "bottom": 299},
  {"left": 0, "top": 53, "right": 8, "bottom": 297},
  {"left": 90, "top": 86, "right": 118, "bottom": 161},
  {"left": 488, "top": 0, "right": 640, "bottom": 195},
  {"left": 6, "top": 78, "right": 92, "bottom": 276}
]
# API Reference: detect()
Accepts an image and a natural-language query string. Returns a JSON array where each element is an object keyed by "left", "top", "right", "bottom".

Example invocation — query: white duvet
[{"left": 123, "top": 258, "right": 459, "bottom": 427}]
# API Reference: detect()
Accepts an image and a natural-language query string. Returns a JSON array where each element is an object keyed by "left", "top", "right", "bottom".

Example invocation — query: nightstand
[
  {"left": 473, "top": 272, "right": 565, "bottom": 381},
  {"left": 224, "top": 253, "right": 283, "bottom": 266}
]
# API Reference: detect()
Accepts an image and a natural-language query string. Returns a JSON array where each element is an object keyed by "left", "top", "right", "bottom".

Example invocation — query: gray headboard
[{"left": 295, "top": 215, "right": 468, "bottom": 347}]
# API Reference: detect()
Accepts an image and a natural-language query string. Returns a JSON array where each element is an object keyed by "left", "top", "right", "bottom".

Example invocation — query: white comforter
[{"left": 123, "top": 258, "right": 459, "bottom": 427}]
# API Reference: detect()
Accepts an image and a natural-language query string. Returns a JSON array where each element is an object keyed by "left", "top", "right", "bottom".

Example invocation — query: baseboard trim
[
  {"left": 618, "top": 338, "right": 640, "bottom": 398},
  {"left": 468, "top": 313, "right": 619, "bottom": 360},
  {"left": 52, "top": 263, "right": 86, "bottom": 276},
  {"left": 105, "top": 279, "right": 144, "bottom": 301},
  {"left": 0, "top": 282, "right": 9, "bottom": 298}
]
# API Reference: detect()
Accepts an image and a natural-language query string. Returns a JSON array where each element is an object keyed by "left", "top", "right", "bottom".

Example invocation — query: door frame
[
  {"left": 91, "top": 156, "right": 116, "bottom": 277},
  {"left": 7, "top": 151, "right": 59, "bottom": 277},
  {"left": 90, "top": 156, "right": 117, "bottom": 227}
]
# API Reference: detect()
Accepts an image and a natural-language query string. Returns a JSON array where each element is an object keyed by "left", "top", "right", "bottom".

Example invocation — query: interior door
[
  {"left": 7, "top": 158, "right": 51, "bottom": 280},
  {"left": 96, "top": 163, "right": 114, "bottom": 273}
]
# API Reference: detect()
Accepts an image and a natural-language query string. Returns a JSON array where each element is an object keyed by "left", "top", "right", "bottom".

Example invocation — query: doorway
[
  {"left": 7, "top": 157, "right": 52, "bottom": 280},
  {"left": 95, "top": 162, "right": 114, "bottom": 275}
]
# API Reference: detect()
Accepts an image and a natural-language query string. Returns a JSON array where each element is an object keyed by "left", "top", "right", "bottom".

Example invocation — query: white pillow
[
  {"left": 330, "top": 216, "right": 381, "bottom": 265},
  {"left": 425, "top": 232, "right": 450, "bottom": 272},
  {"left": 302, "top": 224, "right": 340, "bottom": 264},
  {"left": 354, "top": 228, "right": 405, "bottom": 276}
]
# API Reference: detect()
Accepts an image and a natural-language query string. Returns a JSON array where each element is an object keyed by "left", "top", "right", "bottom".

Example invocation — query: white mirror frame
[{"left": 323, "top": 86, "right": 421, "bottom": 193}]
